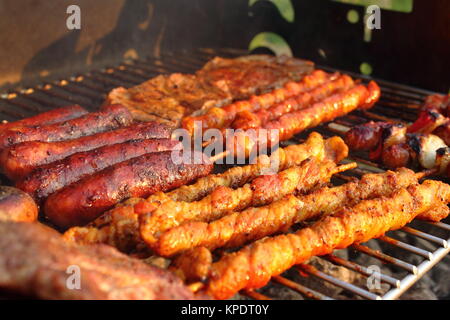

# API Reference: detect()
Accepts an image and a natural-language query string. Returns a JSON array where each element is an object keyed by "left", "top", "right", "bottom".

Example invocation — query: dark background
[{"left": 0, "top": 0, "right": 448, "bottom": 92}]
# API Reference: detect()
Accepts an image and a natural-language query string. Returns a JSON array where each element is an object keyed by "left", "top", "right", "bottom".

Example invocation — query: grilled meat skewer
[
  {"left": 345, "top": 121, "right": 450, "bottom": 173},
  {"left": 204, "top": 180, "right": 450, "bottom": 299},
  {"left": 154, "top": 168, "right": 420, "bottom": 257},
  {"left": 231, "top": 74, "right": 353, "bottom": 130},
  {"left": 227, "top": 81, "right": 380, "bottom": 157},
  {"left": 140, "top": 160, "right": 355, "bottom": 251}
]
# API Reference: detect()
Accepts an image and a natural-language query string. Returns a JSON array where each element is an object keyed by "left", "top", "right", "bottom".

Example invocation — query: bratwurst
[
  {"left": 0, "top": 105, "right": 88, "bottom": 134},
  {"left": 0, "top": 121, "right": 172, "bottom": 180},
  {"left": 0, "top": 104, "right": 132, "bottom": 149},
  {"left": 17, "top": 138, "right": 181, "bottom": 202},
  {"left": 44, "top": 150, "right": 213, "bottom": 229}
]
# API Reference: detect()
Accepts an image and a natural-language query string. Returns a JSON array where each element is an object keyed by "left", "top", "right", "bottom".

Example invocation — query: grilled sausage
[
  {"left": 0, "top": 186, "right": 38, "bottom": 222},
  {"left": 0, "top": 105, "right": 88, "bottom": 134},
  {"left": 17, "top": 138, "right": 182, "bottom": 202},
  {"left": 44, "top": 150, "right": 213, "bottom": 229},
  {"left": 0, "top": 121, "right": 172, "bottom": 181},
  {"left": 381, "top": 143, "right": 411, "bottom": 168},
  {"left": 0, "top": 104, "right": 132, "bottom": 149}
]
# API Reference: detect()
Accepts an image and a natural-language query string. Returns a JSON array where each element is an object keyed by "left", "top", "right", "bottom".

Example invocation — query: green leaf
[
  {"left": 249, "top": 0, "right": 295, "bottom": 22},
  {"left": 332, "top": 0, "right": 414, "bottom": 13},
  {"left": 249, "top": 32, "right": 293, "bottom": 57}
]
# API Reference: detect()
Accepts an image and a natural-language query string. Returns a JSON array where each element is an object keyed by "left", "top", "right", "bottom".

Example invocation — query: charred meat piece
[
  {"left": 0, "top": 187, "right": 37, "bottom": 222},
  {"left": 0, "top": 105, "right": 132, "bottom": 150},
  {"left": 423, "top": 94, "right": 450, "bottom": 116},
  {"left": 0, "top": 221, "right": 202, "bottom": 300},
  {"left": 345, "top": 121, "right": 389, "bottom": 151},
  {"left": 16, "top": 138, "right": 181, "bottom": 202},
  {"left": 44, "top": 150, "right": 213, "bottom": 229},
  {"left": 381, "top": 143, "right": 412, "bottom": 168},
  {"left": 0, "top": 121, "right": 172, "bottom": 181},
  {"left": 0, "top": 105, "right": 88, "bottom": 134}
]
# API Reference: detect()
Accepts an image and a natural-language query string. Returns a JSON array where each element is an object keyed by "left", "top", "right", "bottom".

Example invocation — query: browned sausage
[
  {"left": 344, "top": 121, "right": 386, "bottom": 151},
  {"left": 0, "top": 121, "right": 172, "bottom": 181},
  {"left": 381, "top": 143, "right": 411, "bottom": 169},
  {"left": 0, "top": 186, "right": 38, "bottom": 222},
  {"left": 17, "top": 138, "right": 182, "bottom": 202},
  {"left": 44, "top": 150, "right": 213, "bottom": 229},
  {"left": 0, "top": 104, "right": 132, "bottom": 149},
  {"left": 0, "top": 105, "right": 88, "bottom": 134}
]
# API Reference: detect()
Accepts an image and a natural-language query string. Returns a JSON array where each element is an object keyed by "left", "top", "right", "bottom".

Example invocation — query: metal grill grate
[{"left": 1, "top": 48, "right": 449, "bottom": 300}]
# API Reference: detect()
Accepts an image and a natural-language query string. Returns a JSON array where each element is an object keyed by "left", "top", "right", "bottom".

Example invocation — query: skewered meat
[
  {"left": 0, "top": 105, "right": 87, "bottom": 134},
  {"left": 45, "top": 150, "right": 213, "bottom": 229},
  {"left": 154, "top": 168, "right": 420, "bottom": 257},
  {"left": 0, "top": 186, "right": 37, "bottom": 222},
  {"left": 141, "top": 160, "right": 354, "bottom": 252},
  {"left": 0, "top": 221, "right": 202, "bottom": 300},
  {"left": 108, "top": 55, "right": 314, "bottom": 125},
  {"left": 231, "top": 74, "right": 354, "bottom": 130},
  {"left": 226, "top": 81, "right": 380, "bottom": 157},
  {"left": 0, "top": 105, "right": 132, "bottom": 150},
  {"left": 16, "top": 138, "right": 181, "bottom": 202},
  {"left": 345, "top": 121, "right": 450, "bottom": 174},
  {"left": 205, "top": 180, "right": 450, "bottom": 299},
  {"left": 63, "top": 133, "right": 347, "bottom": 252},
  {"left": 0, "top": 121, "right": 172, "bottom": 181},
  {"left": 264, "top": 81, "right": 380, "bottom": 142},
  {"left": 182, "top": 70, "right": 330, "bottom": 134}
]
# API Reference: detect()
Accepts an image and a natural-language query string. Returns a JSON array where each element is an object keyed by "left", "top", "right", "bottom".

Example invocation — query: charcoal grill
[{"left": 1, "top": 47, "right": 449, "bottom": 300}]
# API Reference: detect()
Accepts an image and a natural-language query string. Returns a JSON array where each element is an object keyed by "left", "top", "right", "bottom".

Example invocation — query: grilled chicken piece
[{"left": 204, "top": 180, "right": 450, "bottom": 299}]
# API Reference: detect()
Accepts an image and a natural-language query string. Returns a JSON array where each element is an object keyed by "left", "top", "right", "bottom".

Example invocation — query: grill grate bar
[
  {"left": 379, "top": 235, "right": 433, "bottom": 260},
  {"left": 272, "top": 275, "right": 334, "bottom": 300},
  {"left": 324, "top": 254, "right": 401, "bottom": 288},
  {"left": 352, "top": 243, "right": 418, "bottom": 274},
  {"left": 401, "top": 226, "right": 448, "bottom": 248},
  {"left": 296, "top": 264, "right": 382, "bottom": 300}
]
